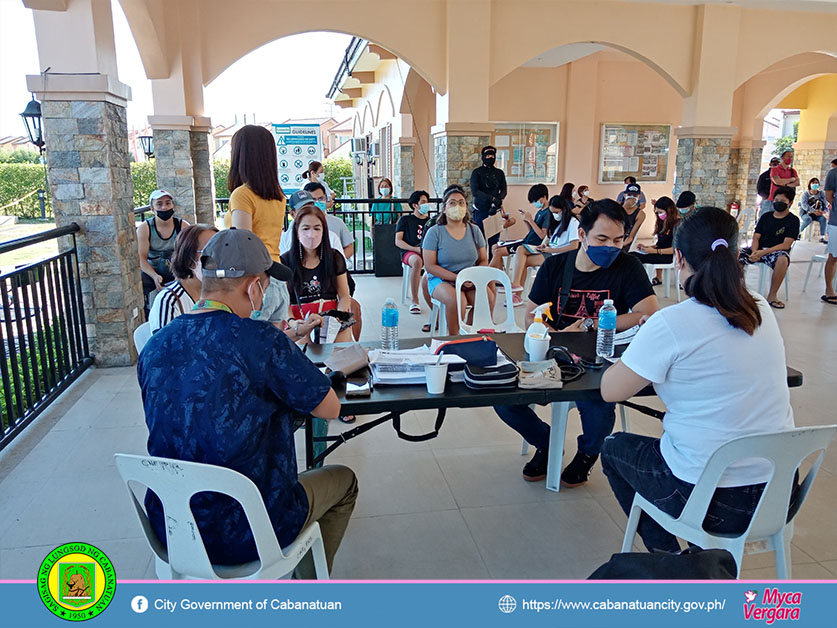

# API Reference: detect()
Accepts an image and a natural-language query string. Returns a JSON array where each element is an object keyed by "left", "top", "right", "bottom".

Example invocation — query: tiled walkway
[{"left": 1, "top": 241, "right": 835, "bottom": 580}]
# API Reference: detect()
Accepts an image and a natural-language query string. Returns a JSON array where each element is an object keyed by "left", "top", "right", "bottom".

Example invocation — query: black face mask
[
  {"left": 482, "top": 155, "right": 496, "bottom": 167},
  {"left": 773, "top": 201, "right": 788, "bottom": 213},
  {"left": 156, "top": 209, "right": 175, "bottom": 221}
]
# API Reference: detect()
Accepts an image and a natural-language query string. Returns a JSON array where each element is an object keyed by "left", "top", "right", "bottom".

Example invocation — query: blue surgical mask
[
  {"left": 418, "top": 203, "right": 430, "bottom": 215},
  {"left": 811, "top": 183, "right": 820, "bottom": 191},
  {"left": 380, "top": 187, "right": 391, "bottom": 197},
  {"left": 314, "top": 201, "right": 327, "bottom": 211},
  {"left": 678, "top": 207, "right": 691, "bottom": 215},
  {"left": 583, "top": 237, "right": 621, "bottom": 268},
  {"left": 533, "top": 200, "right": 544, "bottom": 210}
]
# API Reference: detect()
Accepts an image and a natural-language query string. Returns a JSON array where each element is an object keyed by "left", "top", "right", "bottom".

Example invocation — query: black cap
[
  {"left": 625, "top": 183, "right": 641, "bottom": 194},
  {"left": 676, "top": 191, "right": 696, "bottom": 208}
]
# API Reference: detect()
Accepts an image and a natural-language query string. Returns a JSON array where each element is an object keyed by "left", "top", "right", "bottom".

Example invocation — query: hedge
[{"left": 0, "top": 164, "right": 50, "bottom": 219}]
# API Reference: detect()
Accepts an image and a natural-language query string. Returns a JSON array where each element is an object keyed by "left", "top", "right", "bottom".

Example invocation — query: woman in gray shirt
[{"left": 422, "top": 184, "right": 492, "bottom": 334}]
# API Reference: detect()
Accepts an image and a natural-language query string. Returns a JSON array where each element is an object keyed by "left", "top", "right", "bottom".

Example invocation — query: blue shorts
[{"left": 427, "top": 276, "right": 451, "bottom": 297}]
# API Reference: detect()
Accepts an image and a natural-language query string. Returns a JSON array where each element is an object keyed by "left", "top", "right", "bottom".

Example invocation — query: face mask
[
  {"left": 248, "top": 280, "right": 266, "bottom": 320},
  {"left": 773, "top": 201, "right": 789, "bottom": 213},
  {"left": 583, "top": 236, "right": 621, "bottom": 268},
  {"left": 299, "top": 231, "right": 323, "bottom": 250},
  {"left": 678, "top": 207, "right": 691, "bottom": 215},
  {"left": 657, "top": 212, "right": 667, "bottom": 220},
  {"left": 445, "top": 205, "right": 466, "bottom": 221},
  {"left": 314, "top": 201, "right": 327, "bottom": 211},
  {"left": 551, "top": 211, "right": 562, "bottom": 219},
  {"left": 380, "top": 187, "right": 391, "bottom": 197},
  {"left": 533, "top": 201, "right": 544, "bottom": 210},
  {"left": 582, "top": 190, "right": 590, "bottom": 197},
  {"left": 811, "top": 183, "right": 820, "bottom": 191},
  {"left": 417, "top": 203, "right": 430, "bottom": 215},
  {"left": 156, "top": 209, "right": 174, "bottom": 221},
  {"left": 482, "top": 156, "right": 496, "bottom": 167},
  {"left": 783, "top": 157, "right": 792, "bottom": 165}
]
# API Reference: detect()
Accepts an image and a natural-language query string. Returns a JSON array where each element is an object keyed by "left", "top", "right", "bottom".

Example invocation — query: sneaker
[
  {"left": 522, "top": 448, "right": 549, "bottom": 482},
  {"left": 560, "top": 451, "right": 599, "bottom": 487}
]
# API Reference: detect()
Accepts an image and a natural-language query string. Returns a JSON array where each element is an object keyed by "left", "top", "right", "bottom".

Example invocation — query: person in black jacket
[
  {"left": 757, "top": 156, "right": 780, "bottom": 217},
  {"left": 469, "top": 145, "right": 507, "bottom": 247}
]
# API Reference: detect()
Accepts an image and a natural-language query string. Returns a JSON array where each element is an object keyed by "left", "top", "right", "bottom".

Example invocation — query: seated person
[
  {"left": 136, "top": 189, "right": 188, "bottom": 313},
  {"left": 620, "top": 182, "right": 646, "bottom": 251},
  {"left": 422, "top": 184, "right": 493, "bottom": 336},
  {"left": 600, "top": 207, "right": 795, "bottom": 553},
  {"left": 396, "top": 190, "right": 433, "bottom": 314},
  {"left": 575, "top": 185, "right": 592, "bottom": 213},
  {"left": 490, "top": 183, "right": 550, "bottom": 298},
  {"left": 303, "top": 184, "right": 363, "bottom": 340},
  {"left": 371, "top": 177, "right": 403, "bottom": 225},
  {"left": 487, "top": 208, "right": 519, "bottom": 272},
  {"left": 739, "top": 185, "right": 800, "bottom": 310},
  {"left": 508, "top": 194, "right": 576, "bottom": 307},
  {"left": 494, "top": 200, "right": 658, "bottom": 485},
  {"left": 630, "top": 196, "right": 680, "bottom": 285},
  {"left": 676, "top": 190, "right": 696, "bottom": 217},
  {"left": 280, "top": 205, "right": 355, "bottom": 343},
  {"left": 138, "top": 228, "right": 357, "bottom": 577},
  {"left": 798, "top": 178, "right": 829, "bottom": 243},
  {"left": 148, "top": 224, "right": 217, "bottom": 333},
  {"left": 616, "top": 176, "right": 647, "bottom": 210}
]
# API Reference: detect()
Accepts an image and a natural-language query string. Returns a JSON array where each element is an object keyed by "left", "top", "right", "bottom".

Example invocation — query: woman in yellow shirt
[{"left": 225, "top": 125, "right": 290, "bottom": 322}]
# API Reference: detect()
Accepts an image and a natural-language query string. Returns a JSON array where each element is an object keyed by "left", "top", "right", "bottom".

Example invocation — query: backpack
[{"left": 756, "top": 169, "right": 772, "bottom": 198}]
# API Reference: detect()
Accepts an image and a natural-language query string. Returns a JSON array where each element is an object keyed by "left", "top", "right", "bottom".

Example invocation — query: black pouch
[{"left": 463, "top": 362, "right": 519, "bottom": 389}]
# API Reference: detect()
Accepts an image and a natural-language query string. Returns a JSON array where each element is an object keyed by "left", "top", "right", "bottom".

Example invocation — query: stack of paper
[{"left": 368, "top": 346, "right": 464, "bottom": 385}]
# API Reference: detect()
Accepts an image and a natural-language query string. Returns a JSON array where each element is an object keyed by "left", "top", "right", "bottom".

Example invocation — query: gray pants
[
  {"left": 758, "top": 198, "right": 774, "bottom": 219},
  {"left": 296, "top": 465, "right": 359, "bottom": 578}
]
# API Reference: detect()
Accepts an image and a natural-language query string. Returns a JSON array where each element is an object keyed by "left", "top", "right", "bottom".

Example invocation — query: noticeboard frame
[{"left": 598, "top": 123, "right": 672, "bottom": 185}]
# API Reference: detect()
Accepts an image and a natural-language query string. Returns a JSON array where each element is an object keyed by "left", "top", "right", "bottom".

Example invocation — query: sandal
[
  {"left": 769, "top": 300, "right": 785, "bottom": 309},
  {"left": 422, "top": 322, "right": 439, "bottom": 333},
  {"left": 409, "top": 303, "right": 421, "bottom": 314},
  {"left": 821, "top": 295, "right": 837, "bottom": 305},
  {"left": 339, "top": 415, "right": 356, "bottom": 424},
  {"left": 651, "top": 277, "right": 662, "bottom": 286}
]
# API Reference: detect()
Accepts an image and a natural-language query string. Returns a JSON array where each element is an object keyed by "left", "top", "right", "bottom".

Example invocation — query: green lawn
[{"left": 0, "top": 222, "right": 59, "bottom": 271}]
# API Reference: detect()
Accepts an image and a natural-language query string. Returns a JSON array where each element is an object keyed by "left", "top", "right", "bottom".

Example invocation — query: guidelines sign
[{"left": 273, "top": 124, "right": 323, "bottom": 192}]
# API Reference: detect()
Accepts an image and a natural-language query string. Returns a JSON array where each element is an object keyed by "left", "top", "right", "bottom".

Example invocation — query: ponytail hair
[
  {"left": 301, "top": 161, "right": 323, "bottom": 180},
  {"left": 674, "top": 206, "right": 762, "bottom": 335}
]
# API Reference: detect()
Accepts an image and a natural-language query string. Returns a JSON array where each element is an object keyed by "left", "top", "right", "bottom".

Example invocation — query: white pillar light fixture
[
  {"left": 20, "top": 95, "right": 44, "bottom": 153},
  {"left": 138, "top": 135, "right": 154, "bottom": 159}
]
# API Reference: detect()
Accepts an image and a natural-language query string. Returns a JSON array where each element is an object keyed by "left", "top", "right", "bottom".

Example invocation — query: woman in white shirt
[
  {"left": 599, "top": 206, "right": 795, "bottom": 553},
  {"left": 149, "top": 224, "right": 218, "bottom": 333}
]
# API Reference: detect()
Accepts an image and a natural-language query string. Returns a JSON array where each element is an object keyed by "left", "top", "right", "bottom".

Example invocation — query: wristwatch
[{"left": 581, "top": 318, "right": 595, "bottom": 331}]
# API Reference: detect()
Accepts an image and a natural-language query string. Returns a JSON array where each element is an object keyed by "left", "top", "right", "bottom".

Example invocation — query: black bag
[
  {"left": 463, "top": 363, "right": 519, "bottom": 389},
  {"left": 588, "top": 547, "right": 737, "bottom": 580}
]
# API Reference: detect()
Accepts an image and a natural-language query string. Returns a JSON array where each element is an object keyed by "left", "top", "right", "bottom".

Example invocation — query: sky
[{"left": 0, "top": 0, "right": 354, "bottom": 137}]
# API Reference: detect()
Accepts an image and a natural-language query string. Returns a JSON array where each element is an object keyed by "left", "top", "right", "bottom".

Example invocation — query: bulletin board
[
  {"left": 598, "top": 123, "right": 671, "bottom": 184},
  {"left": 492, "top": 122, "right": 559, "bottom": 185}
]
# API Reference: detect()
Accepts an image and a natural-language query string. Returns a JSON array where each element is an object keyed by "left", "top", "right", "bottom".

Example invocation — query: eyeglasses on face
[{"left": 445, "top": 199, "right": 467, "bottom": 208}]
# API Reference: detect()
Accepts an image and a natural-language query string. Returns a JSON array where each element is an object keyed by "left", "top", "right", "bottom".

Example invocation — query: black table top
[{"left": 306, "top": 333, "right": 803, "bottom": 416}]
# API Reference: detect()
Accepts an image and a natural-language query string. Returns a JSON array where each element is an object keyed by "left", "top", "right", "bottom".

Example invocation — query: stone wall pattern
[{"left": 674, "top": 137, "right": 731, "bottom": 211}]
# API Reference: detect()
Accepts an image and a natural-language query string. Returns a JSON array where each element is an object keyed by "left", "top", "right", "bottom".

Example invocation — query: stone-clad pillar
[
  {"left": 28, "top": 74, "right": 143, "bottom": 367},
  {"left": 190, "top": 127, "right": 216, "bottom": 224},
  {"left": 392, "top": 139, "right": 415, "bottom": 198},
  {"left": 673, "top": 127, "right": 736, "bottom": 210},
  {"left": 727, "top": 140, "right": 764, "bottom": 211},
  {"left": 432, "top": 124, "right": 493, "bottom": 195},
  {"left": 793, "top": 143, "right": 834, "bottom": 189}
]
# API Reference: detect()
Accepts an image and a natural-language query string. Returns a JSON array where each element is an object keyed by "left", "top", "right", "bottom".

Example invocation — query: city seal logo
[{"left": 37, "top": 543, "right": 115, "bottom": 621}]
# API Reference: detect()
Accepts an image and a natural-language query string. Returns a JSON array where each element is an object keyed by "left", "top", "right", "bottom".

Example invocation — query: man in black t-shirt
[
  {"left": 495, "top": 200, "right": 658, "bottom": 487},
  {"left": 739, "top": 185, "right": 799, "bottom": 309},
  {"left": 395, "top": 190, "right": 432, "bottom": 313}
]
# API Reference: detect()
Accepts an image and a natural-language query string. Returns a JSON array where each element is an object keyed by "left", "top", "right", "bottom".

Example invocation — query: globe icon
[{"left": 498, "top": 595, "right": 516, "bottom": 614}]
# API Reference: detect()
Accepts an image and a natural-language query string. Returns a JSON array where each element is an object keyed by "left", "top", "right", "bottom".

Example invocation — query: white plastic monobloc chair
[
  {"left": 753, "top": 263, "right": 790, "bottom": 302},
  {"left": 522, "top": 265, "right": 541, "bottom": 300},
  {"left": 521, "top": 403, "right": 631, "bottom": 459},
  {"left": 114, "top": 453, "right": 329, "bottom": 580},
  {"left": 400, "top": 262, "right": 411, "bottom": 304},
  {"left": 455, "top": 266, "right": 524, "bottom": 334},
  {"left": 643, "top": 261, "right": 681, "bottom": 302},
  {"left": 802, "top": 254, "right": 831, "bottom": 293},
  {"left": 428, "top": 298, "right": 448, "bottom": 336},
  {"left": 620, "top": 425, "right": 837, "bottom": 579},
  {"left": 133, "top": 322, "right": 152, "bottom": 354}
]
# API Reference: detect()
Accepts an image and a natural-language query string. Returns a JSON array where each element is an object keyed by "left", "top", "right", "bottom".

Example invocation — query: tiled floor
[{"left": 1, "top": 240, "right": 835, "bottom": 580}]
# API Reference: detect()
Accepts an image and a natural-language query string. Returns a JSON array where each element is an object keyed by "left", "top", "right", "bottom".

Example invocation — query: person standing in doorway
[
  {"left": 470, "top": 145, "right": 508, "bottom": 248},
  {"left": 767, "top": 150, "right": 800, "bottom": 210},
  {"left": 757, "top": 156, "right": 780, "bottom": 217}
]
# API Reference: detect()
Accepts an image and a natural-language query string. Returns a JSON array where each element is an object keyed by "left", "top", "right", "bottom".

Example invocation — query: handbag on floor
[{"left": 588, "top": 547, "right": 737, "bottom": 580}]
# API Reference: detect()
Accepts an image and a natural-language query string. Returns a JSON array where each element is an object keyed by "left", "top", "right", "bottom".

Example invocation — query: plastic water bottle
[
  {"left": 596, "top": 299, "right": 617, "bottom": 359},
  {"left": 381, "top": 298, "right": 399, "bottom": 350}
]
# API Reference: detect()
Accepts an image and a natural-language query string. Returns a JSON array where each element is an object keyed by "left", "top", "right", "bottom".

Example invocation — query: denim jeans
[
  {"left": 601, "top": 432, "right": 766, "bottom": 553},
  {"left": 494, "top": 399, "right": 616, "bottom": 456},
  {"left": 800, "top": 212, "right": 828, "bottom": 239}
]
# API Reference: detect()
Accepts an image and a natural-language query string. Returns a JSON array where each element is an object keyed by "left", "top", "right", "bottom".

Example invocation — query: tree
[
  {"left": 323, "top": 157, "right": 353, "bottom": 199},
  {"left": 0, "top": 148, "right": 41, "bottom": 164},
  {"left": 772, "top": 119, "right": 799, "bottom": 157}
]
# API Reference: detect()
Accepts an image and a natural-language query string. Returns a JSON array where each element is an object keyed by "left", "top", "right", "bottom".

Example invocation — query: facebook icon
[{"left": 131, "top": 595, "right": 149, "bottom": 614}]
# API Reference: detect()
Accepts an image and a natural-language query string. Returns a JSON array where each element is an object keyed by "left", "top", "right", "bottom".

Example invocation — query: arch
[
  {"left": 731, "top": 53, "right": 837, "bottom": 140},
  {"left": 489, "top": 1, "right": 694, "bottom": 96},
  {"left": 360, "top": 101, "right": 375, "bottom": 136},
  {"left": 116, "top": 0, "right": 168, "bottom": 79},
  {"left": 375, "top": 86, "right": 396, "bottom": 129}
]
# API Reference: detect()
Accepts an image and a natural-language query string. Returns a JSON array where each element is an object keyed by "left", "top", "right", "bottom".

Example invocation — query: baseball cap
[
  {"left": 676, "top": 190, "right": 696, "bottom": 208},
  {"left": 289, "top": 190, "right": 316, "bottom": 212},
  {"left": 200, "top": 228, "right": 292, "bottom": 281},
  {"left": 625, "top": 183, "right": 641, "bottom": 194},
  {"left": 149, "top": 189, "right": 173, "bottom": 204},
  {"left": 769, "top": 156, "right": 780, "bottom": 165}
]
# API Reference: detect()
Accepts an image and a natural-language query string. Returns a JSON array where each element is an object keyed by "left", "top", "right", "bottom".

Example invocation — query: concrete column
[
  {"left": 727, "top": 140, "right": 765, "bottom": 210},
  {"left": 392, "top": 139, "right": 416, "bottom": 198},
  {"left": 27, "top": 74, "right": 143, "bottom": 367},
  {"left": 673, "top": 127, "right": 736, "bottom": 210}
]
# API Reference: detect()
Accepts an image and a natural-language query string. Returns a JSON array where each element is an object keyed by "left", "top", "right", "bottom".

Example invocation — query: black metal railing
[{"left": 0, "top": 223, "right": 92, "bottom": 451}]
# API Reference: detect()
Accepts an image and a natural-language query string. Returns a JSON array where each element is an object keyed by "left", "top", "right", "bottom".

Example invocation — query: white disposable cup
[
  {"left": 527, "top": 335, "right": 550, "bottom": 362},
  {"left": 424, "top": 363, "right": 449, "bottom": 395}
]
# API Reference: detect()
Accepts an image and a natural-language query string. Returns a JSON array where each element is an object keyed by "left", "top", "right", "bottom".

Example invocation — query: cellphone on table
[{"left": 346, "top": 380, "right": 372, "bottom": 398}]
